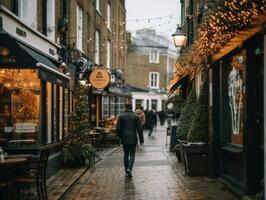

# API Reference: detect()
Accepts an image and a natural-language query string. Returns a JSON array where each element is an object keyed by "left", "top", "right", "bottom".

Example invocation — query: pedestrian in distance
[
  {"left": 135, "top": 106, "right": 146, "bottom": 127},
  {"left": 116, "top": 103, "right": 144, "bottom": 178},
  {"left": 145, "top": 107, "right": 156, "bottom": 136}
]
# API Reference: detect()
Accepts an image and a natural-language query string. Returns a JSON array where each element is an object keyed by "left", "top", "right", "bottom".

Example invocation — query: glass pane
[
  {"left": 53, "top": 84, "right": 57, "bottom": 142},
  {"left": 0, "top": 69, "right": 40, "bottom": 146},
  {"left": 46, "top": 82, "right": 52, "bottom": 143},
  {"left": 59, "top": 87, "right": 63, "bottom": 141},
  {"left": 228, "top": 50, "right": 246, "bottom": 145},
  {"left": 64, "top": 89, "right": 69, "bottom": 138}
]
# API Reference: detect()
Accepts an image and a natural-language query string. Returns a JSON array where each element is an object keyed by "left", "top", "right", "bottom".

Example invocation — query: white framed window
[
  {"left": 149, "top": 72, "right": 159, "bottom": 89},
  {"left": 47, "top": 0, "right": 55, "bottom": 41},
  {"left": 106, "top": 40, "right": 111, "bottom": 69},
  {"left": 95, "top": 30, "right": 100, "bottom": 65},
  {"left": 77, "top": 4, "right": 83, "bottom": 50},
  {"left": 96, "top": 0, "right": 100, "bottom": 14},
  {"left": 149, "top": 49, "right": 160, "bottom": 64},
  {"left": 107, "top": 3, "right": 111, "bottom": 30},
  {"left": 18, "top": 0, "right": 37, "bottom": 30}
]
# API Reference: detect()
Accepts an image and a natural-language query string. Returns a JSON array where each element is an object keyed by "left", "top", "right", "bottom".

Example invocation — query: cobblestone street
[{"left": 63, "top": 124, "right": 240, "bottom": 200}]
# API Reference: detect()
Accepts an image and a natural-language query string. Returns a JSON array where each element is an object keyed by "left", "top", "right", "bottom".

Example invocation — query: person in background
[
  {"left": 145, "top": 107, "right": 156, "bottom": 136},
  {"left": 135, "top": 106, "right": 146, "bottom": 127},
  {"left": 116, "top": 103, "right": 144, "bottom": 178},
  {"left": 158, "top": 110, "right": 166, "bottom": 126}
]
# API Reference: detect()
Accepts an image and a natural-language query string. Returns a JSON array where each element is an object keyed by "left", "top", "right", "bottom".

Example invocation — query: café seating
[
  {"left": 0, "top": 167, "right": 13, "bottom": 200},
  {"left": 15, "top": 149, "right": 50, "bottom": 200}
]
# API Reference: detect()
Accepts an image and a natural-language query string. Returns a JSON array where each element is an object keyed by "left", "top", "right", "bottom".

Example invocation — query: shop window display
[
  {"left": 0, "top": 69, "right": 40, "bottom": 146},
  {"left": 228, "top": 51, "right": 246, "bottom": 145}
]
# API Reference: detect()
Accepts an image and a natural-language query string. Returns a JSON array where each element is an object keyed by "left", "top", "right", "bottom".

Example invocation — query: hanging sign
[{"left": 89, "top": 68, "right": 110, "bottom": 89}]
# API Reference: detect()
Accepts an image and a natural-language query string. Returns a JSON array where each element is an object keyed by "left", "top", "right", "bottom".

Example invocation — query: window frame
[
  {"left": 76, "top": 4, "right": 83, "bottom": 51},
  {"left": 149, "top": 72, "right": 160, "bottom": 89}
]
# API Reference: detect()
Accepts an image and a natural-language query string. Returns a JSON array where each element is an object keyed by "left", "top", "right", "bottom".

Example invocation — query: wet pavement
[{"left": 62, "top": 124, "right": 240, "bottom": 200}]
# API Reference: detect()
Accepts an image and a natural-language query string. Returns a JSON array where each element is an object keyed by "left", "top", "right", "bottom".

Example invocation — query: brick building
[
  {"left": 0, "top": 0, "right": 128, "bottom": 175},
  {"left": 124, "top": 28, "right": 177, "bottom": 111}
]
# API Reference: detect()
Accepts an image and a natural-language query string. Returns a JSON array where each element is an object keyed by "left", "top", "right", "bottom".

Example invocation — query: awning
[
  {"left": 0, "top": 31, "right": 70, "bottom": 87},
  {"left": 107, "top": 85, "right": 131, "bottom": 97}
]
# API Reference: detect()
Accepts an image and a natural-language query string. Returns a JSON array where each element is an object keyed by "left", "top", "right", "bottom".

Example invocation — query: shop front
[
  {"left": 0, "top": 31, "right": 70, "bottom": 176},
  {"left": 211, "top": 32, "right": 264, "bottom": 195}
]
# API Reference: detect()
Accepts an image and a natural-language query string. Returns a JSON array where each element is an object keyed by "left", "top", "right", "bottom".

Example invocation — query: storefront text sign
[{"left": 89, "top": 68, "right": 110, "bottom": 89}]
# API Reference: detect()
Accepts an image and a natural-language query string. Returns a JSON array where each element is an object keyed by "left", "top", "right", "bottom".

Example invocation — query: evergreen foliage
[
  {"left": 62, "top": 82, "right": 96, "bottom": 167},
  {"left": 176, "top": 89, "right": 197, "bottom": 140},
  {"left": 65, "top": 82, "right": 90, "bottom": 144},
  {"left": 165, "top": 94, "right": 185, "bottom": 118},
  {"left": 187, "top": 74, "right": 209, "bottom": 142}
]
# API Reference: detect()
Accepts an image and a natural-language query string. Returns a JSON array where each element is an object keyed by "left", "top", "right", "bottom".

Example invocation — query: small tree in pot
[
  {"left": 183, "top": 73, "right": 209, "bottom": 176},
  {"left": 62, "top": 82, "right": 96, "bottom": 167},
  {"left": 173, "top": 89, "right": 197, "bottom": 164}
]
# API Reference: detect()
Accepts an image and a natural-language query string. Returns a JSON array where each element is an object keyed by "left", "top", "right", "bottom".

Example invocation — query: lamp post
[{"left": 172, "top": 25, "right": 187, "bottom": 53}]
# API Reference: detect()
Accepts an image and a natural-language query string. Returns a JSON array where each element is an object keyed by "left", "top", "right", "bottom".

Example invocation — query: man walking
[{"left": 116, "top": 103, "right": 144, "bottom": 178}]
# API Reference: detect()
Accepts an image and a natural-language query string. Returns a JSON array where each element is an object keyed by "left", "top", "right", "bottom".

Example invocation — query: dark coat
[
  {"left": 116, "top": 111, "right": 144, "bottom": 145},
  {"left": 145, "top": 110, "right": 156, "bottom": 130}
]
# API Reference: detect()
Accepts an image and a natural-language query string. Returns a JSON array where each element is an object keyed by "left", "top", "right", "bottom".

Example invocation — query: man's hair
[{"left": 125, "top": 103, "right": 132, "bottom": 111}]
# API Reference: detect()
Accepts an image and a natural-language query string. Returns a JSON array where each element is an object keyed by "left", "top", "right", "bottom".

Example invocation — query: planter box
[{"left": 182, "top": 143, "right": 209, "bottom": 176}]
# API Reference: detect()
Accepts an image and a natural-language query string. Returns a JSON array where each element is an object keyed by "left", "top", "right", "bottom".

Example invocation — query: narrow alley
[{"left": 62, "top": 124, "right": 239, "bottom": 200}]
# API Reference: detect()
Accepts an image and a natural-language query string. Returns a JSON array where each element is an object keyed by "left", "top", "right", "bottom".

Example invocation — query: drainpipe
[{"left": 62, "top": 0, "right": 68, "bottom": 62}]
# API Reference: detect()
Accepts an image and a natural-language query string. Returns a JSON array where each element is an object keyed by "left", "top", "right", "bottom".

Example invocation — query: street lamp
[{"left": 172, "top": 26, "right": 187, "bottom": 48}]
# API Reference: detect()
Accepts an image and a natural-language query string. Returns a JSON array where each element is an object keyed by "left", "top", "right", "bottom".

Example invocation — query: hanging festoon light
[{"left": 168, "top": 0, "right": 266, "bottom": 91}]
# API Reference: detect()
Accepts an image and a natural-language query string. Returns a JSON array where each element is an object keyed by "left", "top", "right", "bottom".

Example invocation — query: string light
[{"left": 169, "top": 0, "right": 266, "bottom": 91}]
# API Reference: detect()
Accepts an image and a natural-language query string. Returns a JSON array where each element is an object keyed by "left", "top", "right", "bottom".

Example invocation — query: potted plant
[
  {"left": 183, "top": 73, "right": 209, "bottom": 176},
  {"left": 62, "top": 143, "right": 96, "bottom": 167},
  {"left": 173, "top": 89, "right": 197, "bottom": 168},
  {"left": 62, "top": 82, "right": 96, "bottom": 167}
]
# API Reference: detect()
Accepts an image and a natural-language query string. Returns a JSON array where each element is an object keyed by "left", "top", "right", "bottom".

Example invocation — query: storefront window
[
  {"left": 59, "top": 86, "right": 63, "bottom": 141},
  {"left": 64, "top": 89, "right": 69, "bottom": 138},
  {"left": 116, "top": 97, "right": 124, "bottom": 116},
  {"left": 46, "top": 82, "right": 52, "bottom": 144},
  {"left": 0, "top": 69, "right": 40, "bottom": 146},
  {"left": 102, "top": 96, "right": 109, "bottom": 118},
  {"left": 228, "top": 51, "right": 246, "bottom": 145},
  {"left": 53, "top": 84, "right": 57, "bottom": 142}
]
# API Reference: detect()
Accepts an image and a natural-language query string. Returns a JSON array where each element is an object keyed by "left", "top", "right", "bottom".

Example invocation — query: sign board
[{"left": 89, "top": 68, "right": 110, "bottom": 89}]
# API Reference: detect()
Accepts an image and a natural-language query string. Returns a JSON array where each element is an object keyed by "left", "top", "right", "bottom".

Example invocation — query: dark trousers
[{"left": 122, "top": 144, "right": 136, "bottom": 172}]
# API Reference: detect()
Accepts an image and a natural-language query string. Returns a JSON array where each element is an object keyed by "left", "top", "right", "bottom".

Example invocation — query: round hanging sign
[{"left": 89, "top": 68, "right": 110, "bottom": 89}]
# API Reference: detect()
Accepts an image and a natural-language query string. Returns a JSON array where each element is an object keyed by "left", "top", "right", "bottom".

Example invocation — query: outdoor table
[{"left": 0, "top": 158, "right": 27, "bottom": 200}]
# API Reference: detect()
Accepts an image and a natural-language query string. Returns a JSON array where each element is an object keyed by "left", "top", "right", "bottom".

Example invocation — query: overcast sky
[{"left": 126, "top": 0, "right": 181, "bottom": 40}]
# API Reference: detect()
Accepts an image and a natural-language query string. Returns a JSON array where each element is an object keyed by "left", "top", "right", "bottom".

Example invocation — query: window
[
  {"left": 107, "top": 3, "right": 111, "bottom": 30},
  {"left": 151, "top": 99, "right": 158, "bottom": 110},
  {"left": 95, "top": 30, "right": 100, "bottom": 64},
  {"left": 149, "top": 72, "right": 159, "bottom": 89},
  {"left": 0, "top": 69, "right": 40, "bottom": 145},
  {"left": 106, "top": 40, "right": 111, "bottom": 69},
  {"left": 116, "top": 97, "right": 125, "bottom": 116},
  {"left": 59, "top": 87, "right": 63, "bottom": 141},
  {"left": 46, "top": 0, "right": 55, "bottom": 41},
  {"left": 46, "top": 82, "right": 52, "bottom": 144},
  {"left": 77, "top": 4, "right": 83, "bottom": 50},
  {"left": 149, "top": 49, "right": 159, "bottom": 64},
  {"left": 18, "top": 0, "right": 37, "bottom": 30},
  {"left": 96, "top": 0, "right": 100, "bottom": 14},
  {"left": 102, "top": 96, "right": 109, "bottom": 118},
  {"left": 227, "top": 51, "right": 246, "bottom": 145}
]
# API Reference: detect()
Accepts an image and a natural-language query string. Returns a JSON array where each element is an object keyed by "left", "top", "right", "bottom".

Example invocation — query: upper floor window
[
  {"left": 46, "top": 0, "right": 55, "bottom": 41},
  {"left": 149, "top": 49, "right": 159, "bottom": 64},
  {"left": 77, "top": 4, "right": 83, "bottom": 50},
  {"left": 95, "top": 30, "right": 100, "bottom": 65},
  {"left": 149, "top": 72, "right": 159, "bottom": 89},
  {"left": 96, "top": 0, "right": 100, "bottom": 14},
  {"left": 106, "top": 40, "right": 111, "bottom": 69},
  {"left": 18, "top": 0, "right": 37, "bottom": 30},
  {"left": 107, "top": 3, "right": 111, "bottom": 30}
]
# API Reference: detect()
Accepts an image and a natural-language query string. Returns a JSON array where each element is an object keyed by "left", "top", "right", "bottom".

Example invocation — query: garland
[{"left": 169, "top": 0, "right": 266, "bottom": 91}]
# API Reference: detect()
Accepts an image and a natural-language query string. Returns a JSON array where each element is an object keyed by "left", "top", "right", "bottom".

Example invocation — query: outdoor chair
[{"left": 15, "top": 149, "right": 50, "bottom": 200}]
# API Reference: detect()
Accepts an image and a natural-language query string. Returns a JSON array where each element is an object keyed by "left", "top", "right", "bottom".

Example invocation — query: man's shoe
[{"left": 126, "top": 169, "right": 132, "bottom": 178}]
